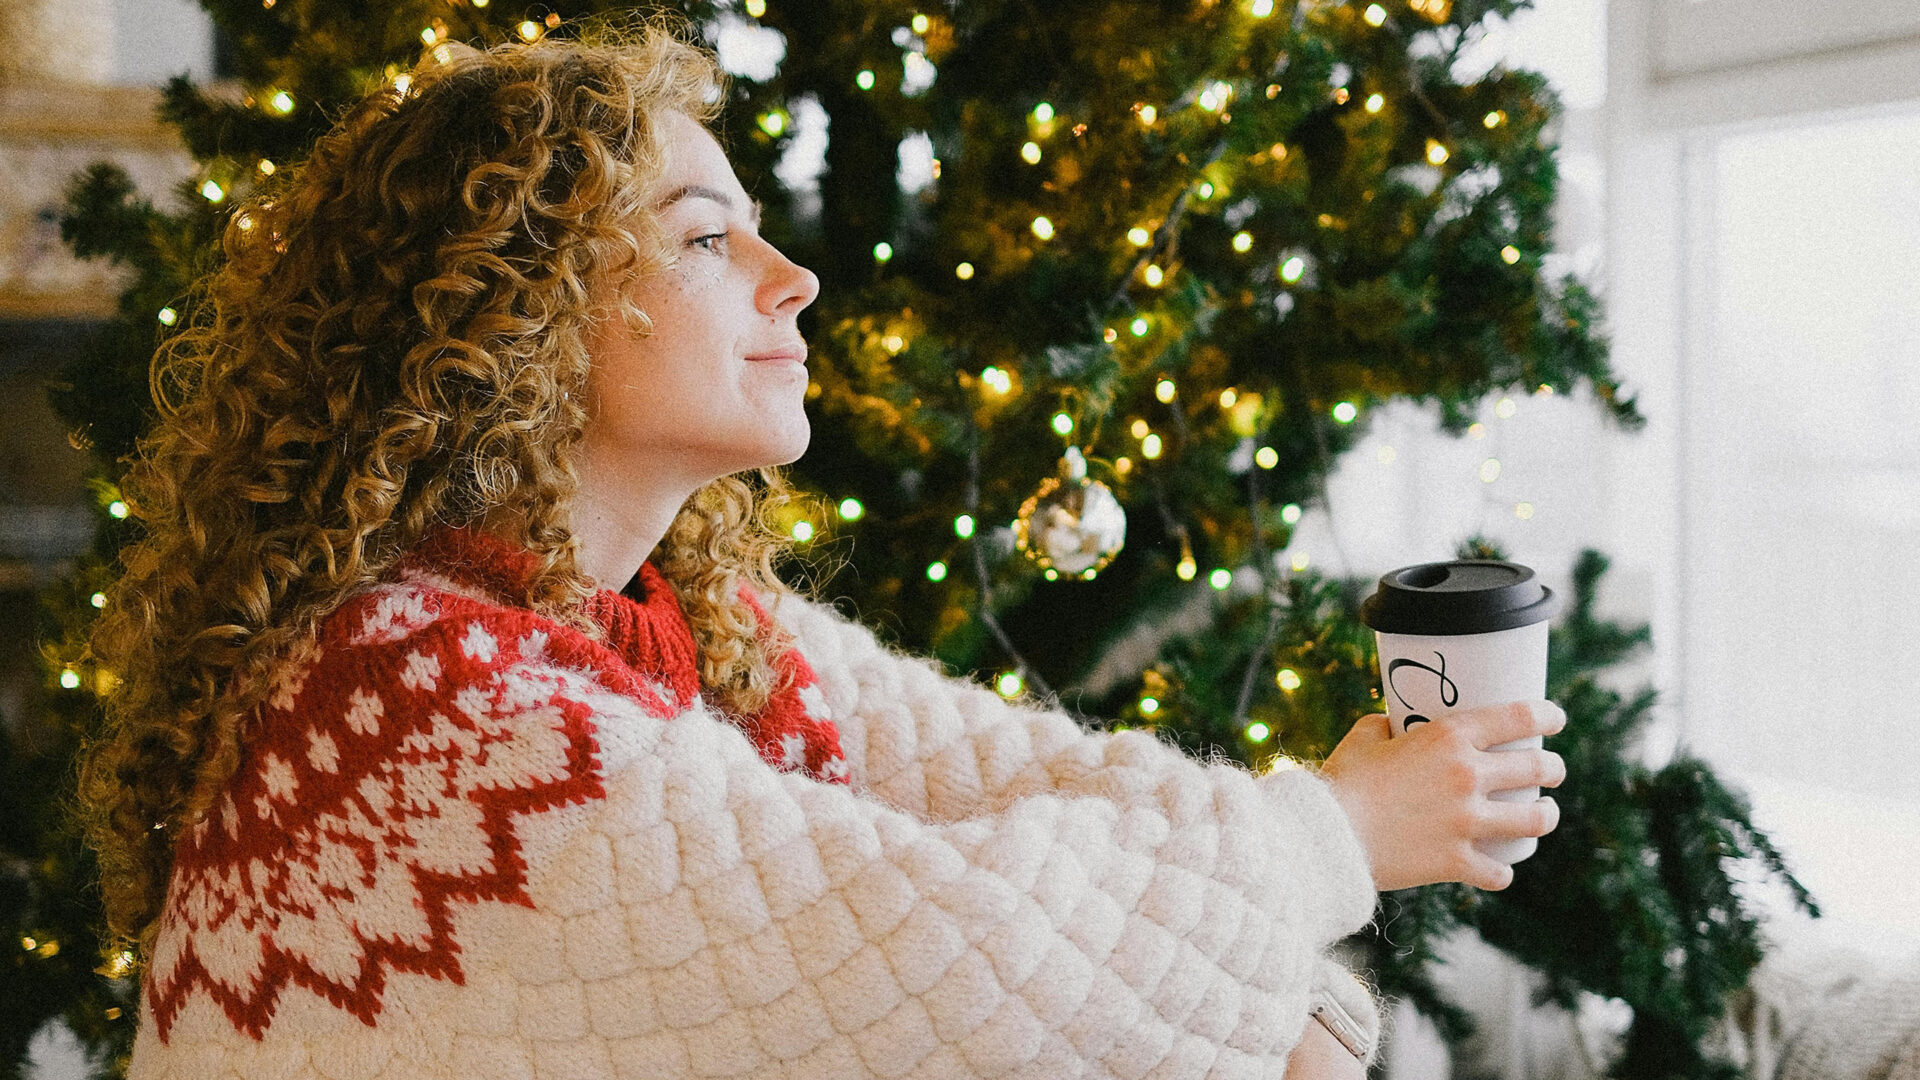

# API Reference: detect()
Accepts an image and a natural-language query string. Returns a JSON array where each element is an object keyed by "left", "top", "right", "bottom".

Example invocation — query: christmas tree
[{"left": 12, "top": 0, "right": 1812, "bottom": 1076}]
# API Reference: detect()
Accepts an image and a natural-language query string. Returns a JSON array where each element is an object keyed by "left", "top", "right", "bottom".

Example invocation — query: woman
[{"left": 85, "top": 22, "right": 1565, "bottom": 1079}]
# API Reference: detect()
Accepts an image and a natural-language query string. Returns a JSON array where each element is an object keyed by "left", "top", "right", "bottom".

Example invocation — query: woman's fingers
[
  {"left": 1459, "top": 699, "right": 1565, "bottom": 749},
  {"left": 1347, "top": 712, "right": 1393, "bottom": 745},
  {"left": 1462, "top": 848, "right": 1517, "bottom": 891},
  {"left": 1477, "top": 795, "right": 1560, "bottom": 839},
  {"left": 1480, "top": 747, "right": 1566, "bottom": 791},
  {"left": 1461, "top": 799, "right": 1559, "bottom": 890}
]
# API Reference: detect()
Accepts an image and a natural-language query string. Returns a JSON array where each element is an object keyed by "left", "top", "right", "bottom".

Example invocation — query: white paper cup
[{"left": 1361, "top": 561, "right": 1559, "bottom": 867}]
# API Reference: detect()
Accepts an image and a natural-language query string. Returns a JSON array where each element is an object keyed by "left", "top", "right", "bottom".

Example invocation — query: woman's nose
[{"left": 757, "top": 241, "right": 820, "bottom": 317}]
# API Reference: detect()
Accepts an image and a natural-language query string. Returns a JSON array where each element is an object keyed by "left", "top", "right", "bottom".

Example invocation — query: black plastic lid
[{"left": 1359, "top": 559, "right": 1559, "bottom": 635}]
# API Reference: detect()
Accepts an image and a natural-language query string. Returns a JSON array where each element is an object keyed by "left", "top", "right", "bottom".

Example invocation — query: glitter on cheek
[{"left": 671, "top": 254, "right": 727, "bottom": 295}]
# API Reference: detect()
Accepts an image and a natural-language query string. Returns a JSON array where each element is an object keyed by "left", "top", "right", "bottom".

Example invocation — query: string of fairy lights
[
  {"left": 69, "top": 0, "right": 1559, "bottom": 765},
  {"left": 15, "top": 0, "right": 1576, "bottom": 997},
  {"left": 706, "top": 0, "right": 1551, "bottom": 724}
]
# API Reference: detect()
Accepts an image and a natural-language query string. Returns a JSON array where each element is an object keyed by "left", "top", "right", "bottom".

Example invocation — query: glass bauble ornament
[{"left": 1014, "top": 447, "right": 1127, "bottom": 579}]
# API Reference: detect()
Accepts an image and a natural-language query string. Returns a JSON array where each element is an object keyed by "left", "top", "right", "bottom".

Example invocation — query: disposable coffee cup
[{"left": 1359, "top": 560, "right": 1559, "bottom": 866}]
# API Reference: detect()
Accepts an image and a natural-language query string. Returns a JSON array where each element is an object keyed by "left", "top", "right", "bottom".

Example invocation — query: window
[{"left": 1612, "top": 0, "right": 1920, "bottom": 949}]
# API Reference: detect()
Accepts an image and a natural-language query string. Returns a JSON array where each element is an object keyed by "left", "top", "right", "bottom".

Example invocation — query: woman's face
[{"left": 579, "top": 110, "right": 820, "bottom": 495}]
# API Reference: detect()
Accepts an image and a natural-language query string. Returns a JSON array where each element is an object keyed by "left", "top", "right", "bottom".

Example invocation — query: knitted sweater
[{"left": 128, "top": 527, "right": 1380, "bottom": 1079}]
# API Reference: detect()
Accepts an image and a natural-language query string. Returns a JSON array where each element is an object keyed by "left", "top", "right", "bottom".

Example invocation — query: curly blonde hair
[{"left": 81, "top": 18, "right": 804, "bottom": 956}]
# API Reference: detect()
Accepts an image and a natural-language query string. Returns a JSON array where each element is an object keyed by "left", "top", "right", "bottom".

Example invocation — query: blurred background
[{"left": 2, "top": 0, "right": 1916, "bottom": 1076}]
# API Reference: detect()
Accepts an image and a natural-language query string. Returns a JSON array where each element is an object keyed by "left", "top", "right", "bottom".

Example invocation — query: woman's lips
[{"left": 746, "top": 347, "right": 807, "bottom": 365}]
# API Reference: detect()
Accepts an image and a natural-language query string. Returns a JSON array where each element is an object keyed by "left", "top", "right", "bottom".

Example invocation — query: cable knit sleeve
[
  {"left": 570, "top": 678, "right": 1351, "bottom": 1076},
  {"left": 771, "top": 593, "right": 1378, "bottom": 954},
  {"left": 131, "top": 593, "right": 1378, "bottom": 1079}
]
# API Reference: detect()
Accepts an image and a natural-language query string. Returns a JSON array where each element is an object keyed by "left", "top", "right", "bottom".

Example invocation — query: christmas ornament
[{"left": 1014, "top": 447, "right": 1127, "bottom": 579}]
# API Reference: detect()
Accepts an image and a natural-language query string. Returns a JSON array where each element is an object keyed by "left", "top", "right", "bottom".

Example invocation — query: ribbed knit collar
[{"left": 399, "top": 524, "right": 701, "bottom": 707}]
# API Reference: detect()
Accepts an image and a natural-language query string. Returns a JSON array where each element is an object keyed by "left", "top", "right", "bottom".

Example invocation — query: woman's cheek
[{"left": 670, "top": 255, "right": 727, "bottom": 295}]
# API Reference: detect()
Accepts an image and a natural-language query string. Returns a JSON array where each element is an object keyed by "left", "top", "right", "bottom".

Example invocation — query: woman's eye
[{"left": 690, "top": 231, "right": 730, "bottom": 254}]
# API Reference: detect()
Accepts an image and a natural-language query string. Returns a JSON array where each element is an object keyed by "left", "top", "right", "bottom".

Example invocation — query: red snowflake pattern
[{"left": 144, "top": 587, "right": 625, "bottom": 1041}]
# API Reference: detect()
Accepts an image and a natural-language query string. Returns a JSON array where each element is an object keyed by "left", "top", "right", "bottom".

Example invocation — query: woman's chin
[{"left": 747, "top": 421, "right": 811, "bottom": 471}]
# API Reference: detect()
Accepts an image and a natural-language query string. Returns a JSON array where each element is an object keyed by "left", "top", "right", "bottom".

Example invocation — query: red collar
[{"left": 399, "top": 525, "right": 701, "bottom": 707}]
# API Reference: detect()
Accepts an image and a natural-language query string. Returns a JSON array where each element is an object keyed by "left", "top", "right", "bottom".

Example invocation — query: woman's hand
[
  {"left": 1319, "top": 700, "right": 1566, "bottom": 892},
  {"left": 1285, "top": 1013, "right": 1368, "bottom": 1079}
]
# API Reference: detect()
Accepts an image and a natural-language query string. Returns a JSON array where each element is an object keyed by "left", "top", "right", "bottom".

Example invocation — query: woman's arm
[
  {"left": 497, "top": 610, "right": 1370, "bottom": 1074},
  {"left": 777, "top": 593, "right": 1565, "bottom": 897}
]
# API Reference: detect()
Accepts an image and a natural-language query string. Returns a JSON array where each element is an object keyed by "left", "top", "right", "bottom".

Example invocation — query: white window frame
[{"left": 1605, "top": 0, "right": 1920, "bottom": 947}]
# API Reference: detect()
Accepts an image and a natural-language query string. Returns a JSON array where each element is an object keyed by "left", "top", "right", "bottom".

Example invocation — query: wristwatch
[
  {"left": 1308, "top": 984, "right": 1377, "bottom": 1062},
  {"left": 1309, "top": 988, "right": 1372, "bottom": 1060}
]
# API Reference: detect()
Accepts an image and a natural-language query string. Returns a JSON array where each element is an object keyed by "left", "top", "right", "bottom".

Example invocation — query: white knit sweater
[{"left": 128, "top": 551, "right": 1380, "bottom": 1079}]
